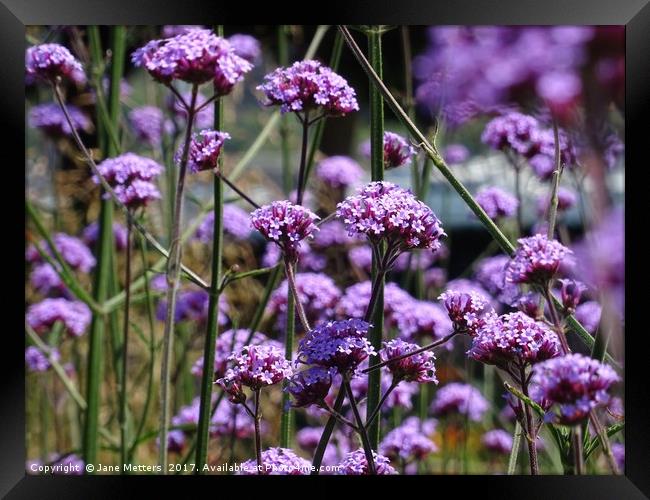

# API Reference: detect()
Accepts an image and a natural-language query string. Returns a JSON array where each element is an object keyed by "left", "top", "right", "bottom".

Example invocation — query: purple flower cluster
[
  {"left": 128, "top": 106, "right": 170, "bottom": 146},
  {"left": 132, "top": 29, "right": 253, "bottom": 91},
  {"left": 26, "top": 43, "right": 86, "bottom": 84},
  {"left": 25, "top": 346, "right": 60, "bottom": 373},
  {"left": 27, "top": 233, "right": 96, "bottom": 273},
  {"left": 413, "top": 27, "right": 594, "bottom": 126},
  {"left": 337, "top": 181, "right": 445, "bottom": 254},
  {"left": 316, "top": 156, "right": 364, "bottom": 189},
  {"left": 191, "top": 329, "right": 271, "bottom": 380},
  {"left": 481, "top": 112, "right": 542, "bottom": 156},
  {"left": 195, "top": 204, "right": 252, "bottom": 242},
  {"left": 438, "top": 289, "right": 495, "bottom": 336},
  {"left": 82, "top": 221, "right": 129, "bottom": 251},
  {"left": 379, "top": 416, "right": 438, "bottom": 462},
  {"left": 180, "top": 129, "right": 230, "bottom": 173},
  {"left": 468, "top": 311, "right": 561, "bottom": 369},
  {"left": 297, "top": 319, "right": 375, "bottom": 374},
  {"left": 531, "top": 353, "right": 620, "bottom": 424},
  {"left": 557, "top": 279, "right": 587, "bottom": 313},
  {"left": 475, "top": 186, "right": 519, "bottom": 220},
  {"left": 574, "top": 301, "right": 602, "bottom": 333},
  {"left": 392, "top": 300, "right": 453, "bottom": 344},
  {"left": 380, "top": 339, "right": 438, "bottom": 384},
  {"left": 227, "top": 34, "right": 261, "bottom": 64},
  {"left": 26, "top": 298, "right": 91, "bottom": 337},
  {"left": 161, "top": 25, "right": 204, "bottom": 37},
  {"left": 257, "top": 60, "right": 359, "bottom": 116},
  {"left": 336, "top": 449, "right": 397, "bottom": 475},
  {"left": 286, "top": 366, "right": 334, "bottom": 408},
  {"left": 431, "top": 382, "right": 489, "bottom": 421},
  {"left": 360, "top": 132, "right": 416, "bottom": 169},
  {"left": 28, "top": 103, "right": 92, "bottom": 138},
  {"left": 250, "top": 200, "right": 320, "bottom": 263},
  {"left": 94, "top": 153, "right": 163, "bottom": 209},
  {"left": 474, "top": 255, "right": 519, "bottom": 305},
  {"left": 505, "top": 234, "right": 571, "bottom": 285},
  {"left": 337, "top": 280, "right": 413, "bottom": 322},
  {"left": 238, "top": 448, "right": 311, "bottom": 475},
  {"left": 156, "top": 288, "right": 229, "bottom": 325},
  {"left": 268, "top": 272, "right": 341, "bottom": 330},
  {"left": 29, "top": 264, "right": 65, "bottom": 296},
  {"left": 218, "top": 344, "right": 292, "bottom": 396},
  {"left": 481, "top": 429, "right": 513, "bottom": 454},
  {"left": 312, "top": 220, "right": 351, "bottom": 248}
]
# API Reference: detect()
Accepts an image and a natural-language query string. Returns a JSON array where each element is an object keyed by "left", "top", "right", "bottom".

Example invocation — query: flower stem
[
  {"left": 159, "top": 84, "right": 199, "bottom": 472},
  {"left": 343, "top": 378, "right": 376, "bottom": 474},
  {"left": 572, "top": 425, "right": 585, "bottom": 475},
  {"left": 280, "top": 261, "right": 296, "bottom": 448},
  {"left": 295, "top": 111, "right": 310, "bottom": 205},
  {"left": 507, "top": 421, "right": 523, "bottom": 475},
  {"left": 589, "top": 410, "right": 621, "bottom": 474},
  {"left": 542, "top": 285, "right": 570, "bottom": 354},
  {"left": 364, "top": 379, "right": 398, "bottom": 429},
  {"left": 311, "top": 387, "right": 345, "bottom": 475},
  {"left": 520, "top": 368, "right": 539, "bottom": 475},
  {"left": 119, "top": 215, "right": 133, "bottom": 467},
  {"left": 254, "top": 389, "right": 263, "bottom": 472},
  {"left": 195, "top": 45, "right": 225, "bottom": 470},
  {"left": 284, "top": 258, "right": 311, "bottom": 333},
  {"left": 547, "top": 118, "right": 564, "bottom": 239}
]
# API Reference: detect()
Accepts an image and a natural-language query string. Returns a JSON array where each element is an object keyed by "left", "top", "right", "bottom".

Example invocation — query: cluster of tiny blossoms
[
  {"left": 531, "top": 353, "right": 620, "bottom": 425},
  {"left": 379, "top": 339, "right": 438, "bottom": 384},
  {"left": 297, "top": 319, "right": 375, "bottom": 374},
  {"left": 180, "top": 129, "right": 230, "bottom": 173},
  {"left": 505, "top": 234, "right": 571, "bottom": 285},
  {"left": 29, "top": 103, "right": 92, "bottom": 138},
  {"left": 26, "top": 298, "right": 92, "bottom": 338},
  {"left": 337, "top": 181, "right": 445, "bottom": 255},
  {"left": 27, "top": 233, "right": 96, "bottom": 273},
  {"left": 286, "top": 366, "right": 334, "bottom": 408},
  {"left": 431, "top": 382, "right": 489, "bottom": 422},
  {"left": 482, "top": 429, "right": 514, "bottom": 455},
  {"left": 239, "top": 448, "right": 311, "bottom": 475},
  {"left": 468, "top": 311, "right": 561, "bottom": 370},
  {"left": 128, "top": 106, "right": 169, "bottom": 146},
  {"left": 475, "top": 186, "right": 519, "bottom": 220},
  {"left": 379, "top": 417, "right": 438, "bottom": 462},
  {"left": 382, "top": 132, "right": 417, "bottom": 169},
  {"left": 217, "top": 344, "right": 292, "bottom": 402},
  {"left": 26, "top": 43, "right": 86, "bottom": 84},
  {"left": 438, "top": 290, "right": 495, "bottom": 336},
  {"left": 250, "top": 201, "right": 320, "bottom": 263},
  {"left": 195, "top": 204, "right": 252, "bottom": 242},
  {"left": 131, "top": 28, "right": 253, "bottom": 91},
  {"left": 316, "top": 156, "right": 364, "bottom": 189},
  {"left": 335, "top": 449, "right": 397, "bottom": 475},
  {"left": 258, "top": 60, "right": 359, "bottom": 116},
  {"left": 94, "top": 153, "right": 163, "bottom": 209}
]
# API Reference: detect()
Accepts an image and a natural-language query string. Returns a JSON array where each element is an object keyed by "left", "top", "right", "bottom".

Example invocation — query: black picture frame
[{"left": 7, "top": 1, "right": 649, "bottom": 497}]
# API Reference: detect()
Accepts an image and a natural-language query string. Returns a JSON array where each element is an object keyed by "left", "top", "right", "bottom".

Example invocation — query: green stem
[
  {"left": 311, "top": 388, "right": 345, "bottom": 475},
  {"left": 195, "top": 44, "right": 225, "bottom": 470},
  {"left": 343, "top": 378, "right": 376, "bottom": 474},
  {"left": 119, "top": 216, "right": 133, "bottom": 467},
  {"left": 507, "top": 422, "right": 523, "bottom": 475},
  {"left": 159, "top": 84, "right": 199, "bottom": 472},
  {"left": 280, "top": 261, "right": 296, "bottom": 448},
  {"left": 366, "top": 26, "right": 385, "bottom": 451},
  {"left": 547, "top": 119, "right": 564, "bottom": 239}
]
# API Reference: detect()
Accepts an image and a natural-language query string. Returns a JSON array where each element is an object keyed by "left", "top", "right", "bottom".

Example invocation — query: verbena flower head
[
  {"left": 26, "top": 298, "right": 91, "bottom": 337},
  {"left": 132, "top": 29, "right": 253, "bottom": 90},
  {"left": 30, "top": 264, "right": 65, "bottom": 296},
  {"left": 128, "top": 106, "right": 169, "bottom": 146},
  {"left": 575, "top": 301, "right": 602, "bottom": 333},
  {"left": 250, "top": 201, "right": 319, "bottom": 263},
  {"left": 505, "top": 234, "right": 571, "bottom": 285},
  {"left": 312, "top": 220, "right": 350, "bottom": 248},
  {"left": 316, "top": 156, "right": 364, "bottom": 189},
  {"left": 531, "top": 353, "right": 620, "bottom": 425},
  {"left": 474, "top": 255, "right": 519, "bottom": 305},
  {"left": 336, "top": 449, "right": 397, "bottom": 475},
  {"left": 26, "top": 233, "right": 96, "bottom": 273},
  {"left": 482, "top": 112, "right": 542, "bottom": 156},
  {"left": 28, "top": 103, "right": 92, "bottom": 138},
  {"left": 468, "top": 311, "right": 561, "bottom": 369},
  {"left": 380, "top": 339, "right": 438, "bottom": 384},
  {"left": 298, "top": 319, "right": 375, "bottom": 374},
  {"left": 82, "top": 221, "right": 129, "bottom": 251},
  {"left": 162, "top": 25, "right": 204, "bottom": 37},
  {"left": 337, "top": 281, "right": 413, "bottom": 323},
  {"left": 94, "top": 153, "right": 163, "bottom": 209},
  {"left": 218, "top": 344, "right": 292, "bottom": 393},
  {"left": 239, "top": 448, "right": 311, "bottom": 475},
  {"left": 482, "top": 429, "right": 513, "bottom": 454},
  {"left": 191, "top": 329, "right": 270, "bottom": 380},
  {"left": 156, "top": 289, "right": 229, "bottom": 325},
  {"left": 438, "top": 290, "right": 495, "bottom": 336},
  {"left": 227, "top": 34, "right": 261, "bottom": 64},
  {"left": 392, "top": 300, "right": 453, "bottom": 344},
  {"left": 268, "top": 272, "right": 341, "bottom": 330},
  {"left": 475, "top": 186, "right": 519, "bottom": 220},
  {"left": 25, "top": 43, "right": 86, "bottom": 84},
  {"left": 379, "top": 416, "right": 438, "bottom": 462},
  {"left": 286, "top": 366, "right": 335, "bottom": 408},
  {"left": 25, "top": 346, "right": 60, "bottom": 373},
  {"left": 431, "top": 382, "right": 489, "bottom": 421},
  {"left": 336, "top": 181, "right": 445, "bottom": 255},
  {"left": 382, "top": 131, "right": 416, "bottom": 169},
  {"left": 257, "top": 60, "right": 359, "bottom": 116},
  {"left": 179, "top": 129, "right": 230, "bottom": 173},
  {"left": 195, "top": 204, "right": 252, "bottom": 242},
  {"left": 443, "top": 143, "right": 470, "bottom": 165}
]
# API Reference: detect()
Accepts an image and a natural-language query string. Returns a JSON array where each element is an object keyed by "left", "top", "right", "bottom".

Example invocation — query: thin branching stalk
[
  {"left": 254, "top": 389, "right": 263, "bottom": 471},
  {"left": 295, "top": 111, "right": 311, "bottom": 205},
  {"left": 284, "top": 259, "right": 311, "bottom": 333},
  {"left": 547, "top": 119, "right": 564, "bottom": 239},
  {"left": 364, "top": 379, "right": 398, "bottom": 429},
  {"left": 343, "top": 378, "right": 376, "bottom": 474},
  {"left": 572, "top": 425, "right": 585, "bottom": 475},
  {"left": 119, "top": 215, "right": 133, "bottom": 466},
  {"left": 519, "top": 366, "right": 539, "bottom": 475},
  {"left": 507, "top": 421, "right": 523, "bottom": 475},
  {"left": 159, "top": 84, "right": 199, "bottom": 472},
  {"left": 196, "top": 32, "right": 225, "bottom": 469},
  {"left": 311, "top": 388, "right": 346, "bottom": 474},
  {"left": 588, "top": 411, "right": 621, "bottom": 474}
]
